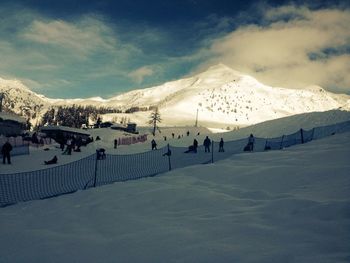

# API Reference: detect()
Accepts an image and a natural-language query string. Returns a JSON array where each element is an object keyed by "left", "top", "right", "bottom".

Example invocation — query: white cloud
[
  {"left": 21, "top": 16, "right": 118, "bottom": 58},
  {"left": 128, "top": 66, "right": 154, "bottom": 83},
  {"left": 198, "top": 6, "right": 350, "bottom": 93}
]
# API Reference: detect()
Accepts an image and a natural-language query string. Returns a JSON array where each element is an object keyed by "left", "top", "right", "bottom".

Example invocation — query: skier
[
  {"left": 62, "top": 138, "right": 72, "bottom": 155},
  {"left": 247, "top": 134, "right": 255, "bottom": 151},
  {"left": 184, "top": 139, "right": 198, "bottom": 153},
  {"left": 114, "top": 139, "right": 118, "bottom": 149},
  {"left": 96, "top": 148, "right": 106, "bottom": 160},
  {"left": 151, "top": 139, "right": 157, "bottom": 150},
  {"left": 203, "top": 136, "right": 211, "bottom": 153},
  {"left": 1, "top": 140, "right": 13, "bottom": 164},
  {"left": 219, "top": 138, "right": 224, "bottom": 152},
  {"left": 193, "top": 139, "right": 198, "bottom": 153}
]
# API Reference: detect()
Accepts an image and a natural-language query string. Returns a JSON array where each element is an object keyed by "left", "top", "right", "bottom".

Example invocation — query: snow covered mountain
[
  {"left": 0, "top": 77, "right": 47, "bottom": 119},
  {"left": 1, "top": 64, "right": 350, "bottom": 127},
  {"left": 105, "top": 64, "right": 350, "bottom": 127}
]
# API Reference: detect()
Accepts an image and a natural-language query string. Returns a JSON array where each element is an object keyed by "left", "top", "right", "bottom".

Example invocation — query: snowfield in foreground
[{"left": 0, "top": 132, "right": 349, "bottom": 263}]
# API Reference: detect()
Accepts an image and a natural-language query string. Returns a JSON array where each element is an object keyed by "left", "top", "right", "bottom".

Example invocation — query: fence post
[
  {"left": 93, "top": 151, "right": 99, "bottom": 187},
  {"left": 300, "top": 128, "right": 304, "bottom": 144},
  {"left": 279, "top": 135, "right": 285, "bottom": 149},
  {"left": 211, "top": 140, "right": 214, "bottom": 163},
  {"left": 167, "top": 144, "right": 172, "bottom": 171}
]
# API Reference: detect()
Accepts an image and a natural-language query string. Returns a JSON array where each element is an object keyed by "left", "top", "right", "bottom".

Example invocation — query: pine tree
[{"left": 148, "top": 108, "right": 161, "bottom": 135}]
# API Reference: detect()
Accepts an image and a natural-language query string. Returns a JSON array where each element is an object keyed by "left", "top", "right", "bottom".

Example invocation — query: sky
[{"left": 0, "top": 0, "right": 349, "bottom": 98}]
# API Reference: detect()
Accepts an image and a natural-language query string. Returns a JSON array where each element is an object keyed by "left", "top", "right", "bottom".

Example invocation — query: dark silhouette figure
[
  {"left": 45, "top": 155, "right": 58, "bottom": 165},
  {"left": 1, "top": 141, "right": 12, "bottom": 164},
  {"left": 31, "top": 132, "right": 39, "bottom": 144},
  {"left": 245, "top": 134, "right": 255, "bottom": 151},
  {"left": 186, "top": 131, "right": 190, "bottom": 136},
  {"left": 193, "top": 139, "right": 198, "bottom": 153},
  {"left": 151, "top": 139, "right": 157, "bottom": 150},
  {"left": 219, "top": 138, "right": 224, "bottom": 152},
  {"left": 60, "top": 140, "right": 65, "bottom": 151},
  {"left": 114, "top": 139, "right": 118, "bottom": 149},
  {"left": 75, "top": 137, "right": 83, "bottom": 152},
  {"left": 203, "top": 136, "right": 211, "bottom": 153},
  {"left": 184, "top": 139, "right": 198, "bottom": 153},
  {"left": 95, "top": 136, "right": 101, "bottom": 141},
  {"left": 62, "top": 138, "right": 73, "bottom": 155},
  {"left": 172, "top": 133, "right": 175, "bottom": 139},
  {"left": 96, "top": 148, "right": 106, "bottom": 160}
]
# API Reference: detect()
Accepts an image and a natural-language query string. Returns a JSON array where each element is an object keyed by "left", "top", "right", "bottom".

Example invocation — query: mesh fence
[
  {"left": 1, "top": 119, "right": 350, "bottom": 207},
  {"left": 0, "top": 154, "right": 96, "bottom": 206},
  {"left": 95, "top": 146, "right": 169, "bottom": 186}
]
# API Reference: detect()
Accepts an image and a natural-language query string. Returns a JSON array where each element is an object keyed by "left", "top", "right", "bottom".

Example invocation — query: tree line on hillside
[{"left": 41, "top": 105, "right": 121, "bottom": 128}]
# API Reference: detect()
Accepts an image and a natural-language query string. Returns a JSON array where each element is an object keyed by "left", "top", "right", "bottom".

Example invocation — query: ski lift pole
[
  {"left": 93, "top": 151, "right": 99, "bottom": 187},
  {"left": 300, "top": 128, "right": 304, "bottom": 144},
  {"left": 279, "top": 135, "right": 285, "bottom": 149}
]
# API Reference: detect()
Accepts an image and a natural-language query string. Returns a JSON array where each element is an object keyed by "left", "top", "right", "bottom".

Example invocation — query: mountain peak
[
  {"left": 201, "top": 63, "right": 243, "bottom": 78},
  {"left": 207, "top": 63, "right": 234, "bottom": 71}
]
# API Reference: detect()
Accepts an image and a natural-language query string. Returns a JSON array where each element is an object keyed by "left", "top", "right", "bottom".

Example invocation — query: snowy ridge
[{"left": 1, "top": 64, "right": 350, "bottom": 127}]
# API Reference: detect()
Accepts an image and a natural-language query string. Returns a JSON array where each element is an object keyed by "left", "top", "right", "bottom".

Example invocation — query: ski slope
[{"left": 0, "top": 130, "right": 349, "bottom": 262}]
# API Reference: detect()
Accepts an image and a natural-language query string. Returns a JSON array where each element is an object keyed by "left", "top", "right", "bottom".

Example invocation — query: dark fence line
[{"left": 1, "top": 120, "right": 350, "bottom": 207}]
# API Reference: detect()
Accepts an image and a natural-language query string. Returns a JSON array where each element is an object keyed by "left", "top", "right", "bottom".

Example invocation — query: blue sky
[{"left": 0, "top": 0, "right": 349, "bottom": 98}]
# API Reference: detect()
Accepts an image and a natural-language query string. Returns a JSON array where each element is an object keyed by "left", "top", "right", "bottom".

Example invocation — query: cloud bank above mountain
[
  {"left": 0, "top": 1, "right": 349, "bottom": 98},
  {"left": 198, "top": 5, "right": 350, "bottom": 93}
]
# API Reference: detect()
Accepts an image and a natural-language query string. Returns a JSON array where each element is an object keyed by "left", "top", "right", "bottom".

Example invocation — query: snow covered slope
[
  {"left": 2, "top": 109, "right": 349, "bottom": 175},
  {"left": 1, "top": 131, "right": 349, "bottom": 262},
  {"left": 1, "top": 64, "right": 349, "bottom": 128}
]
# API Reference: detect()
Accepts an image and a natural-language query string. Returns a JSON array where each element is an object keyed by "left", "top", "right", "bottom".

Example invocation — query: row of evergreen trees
[{"left": 41, "top": 105, "right": 121, "bottom": 128}]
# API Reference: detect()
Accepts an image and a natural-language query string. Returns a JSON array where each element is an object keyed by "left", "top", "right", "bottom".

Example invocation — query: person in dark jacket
[
  {"left": 193, "top": 139, "right": 198, "bottom": 153},
  {"left": 203, "top": 136, "right": 211, "bottom": 153},
  {"left": 114, "top": 139, "right": 118, "bottom": 149},
  {"left": 247, "top": 134, "right": 255, "bottom": 151},
  {"left": 1, "top": 141, "right": 13, "bottom": 164},
  {"left": 151, "top": 139, "right": 157, "bottom": 150},
  {"left": 184, "top": 139, "right": 199, "bottom": 153},
  {"left": 219, "top": 138, "right": 224, "bottom": 152}
]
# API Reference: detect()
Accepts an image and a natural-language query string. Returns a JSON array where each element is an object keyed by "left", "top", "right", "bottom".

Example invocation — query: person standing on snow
[
  {"left": 247, "top": 134, "right": 255, "bottom": 151},
  {"left": 1, "top": 140, "right": 13, "bottom": 164},
  {"left": 151, "top": 139, "right": 157, "bottom": 150},
  {"left": 203, "top": 136, "right": 211, "bottom": 153},
  {"left": 219, "top": 138, "right": 224, "bottom": 152}
]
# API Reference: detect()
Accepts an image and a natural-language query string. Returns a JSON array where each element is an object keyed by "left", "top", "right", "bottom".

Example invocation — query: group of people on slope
[
  {"left": 185, "top": 136, "right": 224, "bottom": 153},
  {"left": 151, "top": 133, "right": 255, "bottom": 154}
]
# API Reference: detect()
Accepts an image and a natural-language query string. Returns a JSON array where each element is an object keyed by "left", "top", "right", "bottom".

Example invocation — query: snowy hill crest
[{"left": 1, "top": 64, "right": 349, "bottom": 127}]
